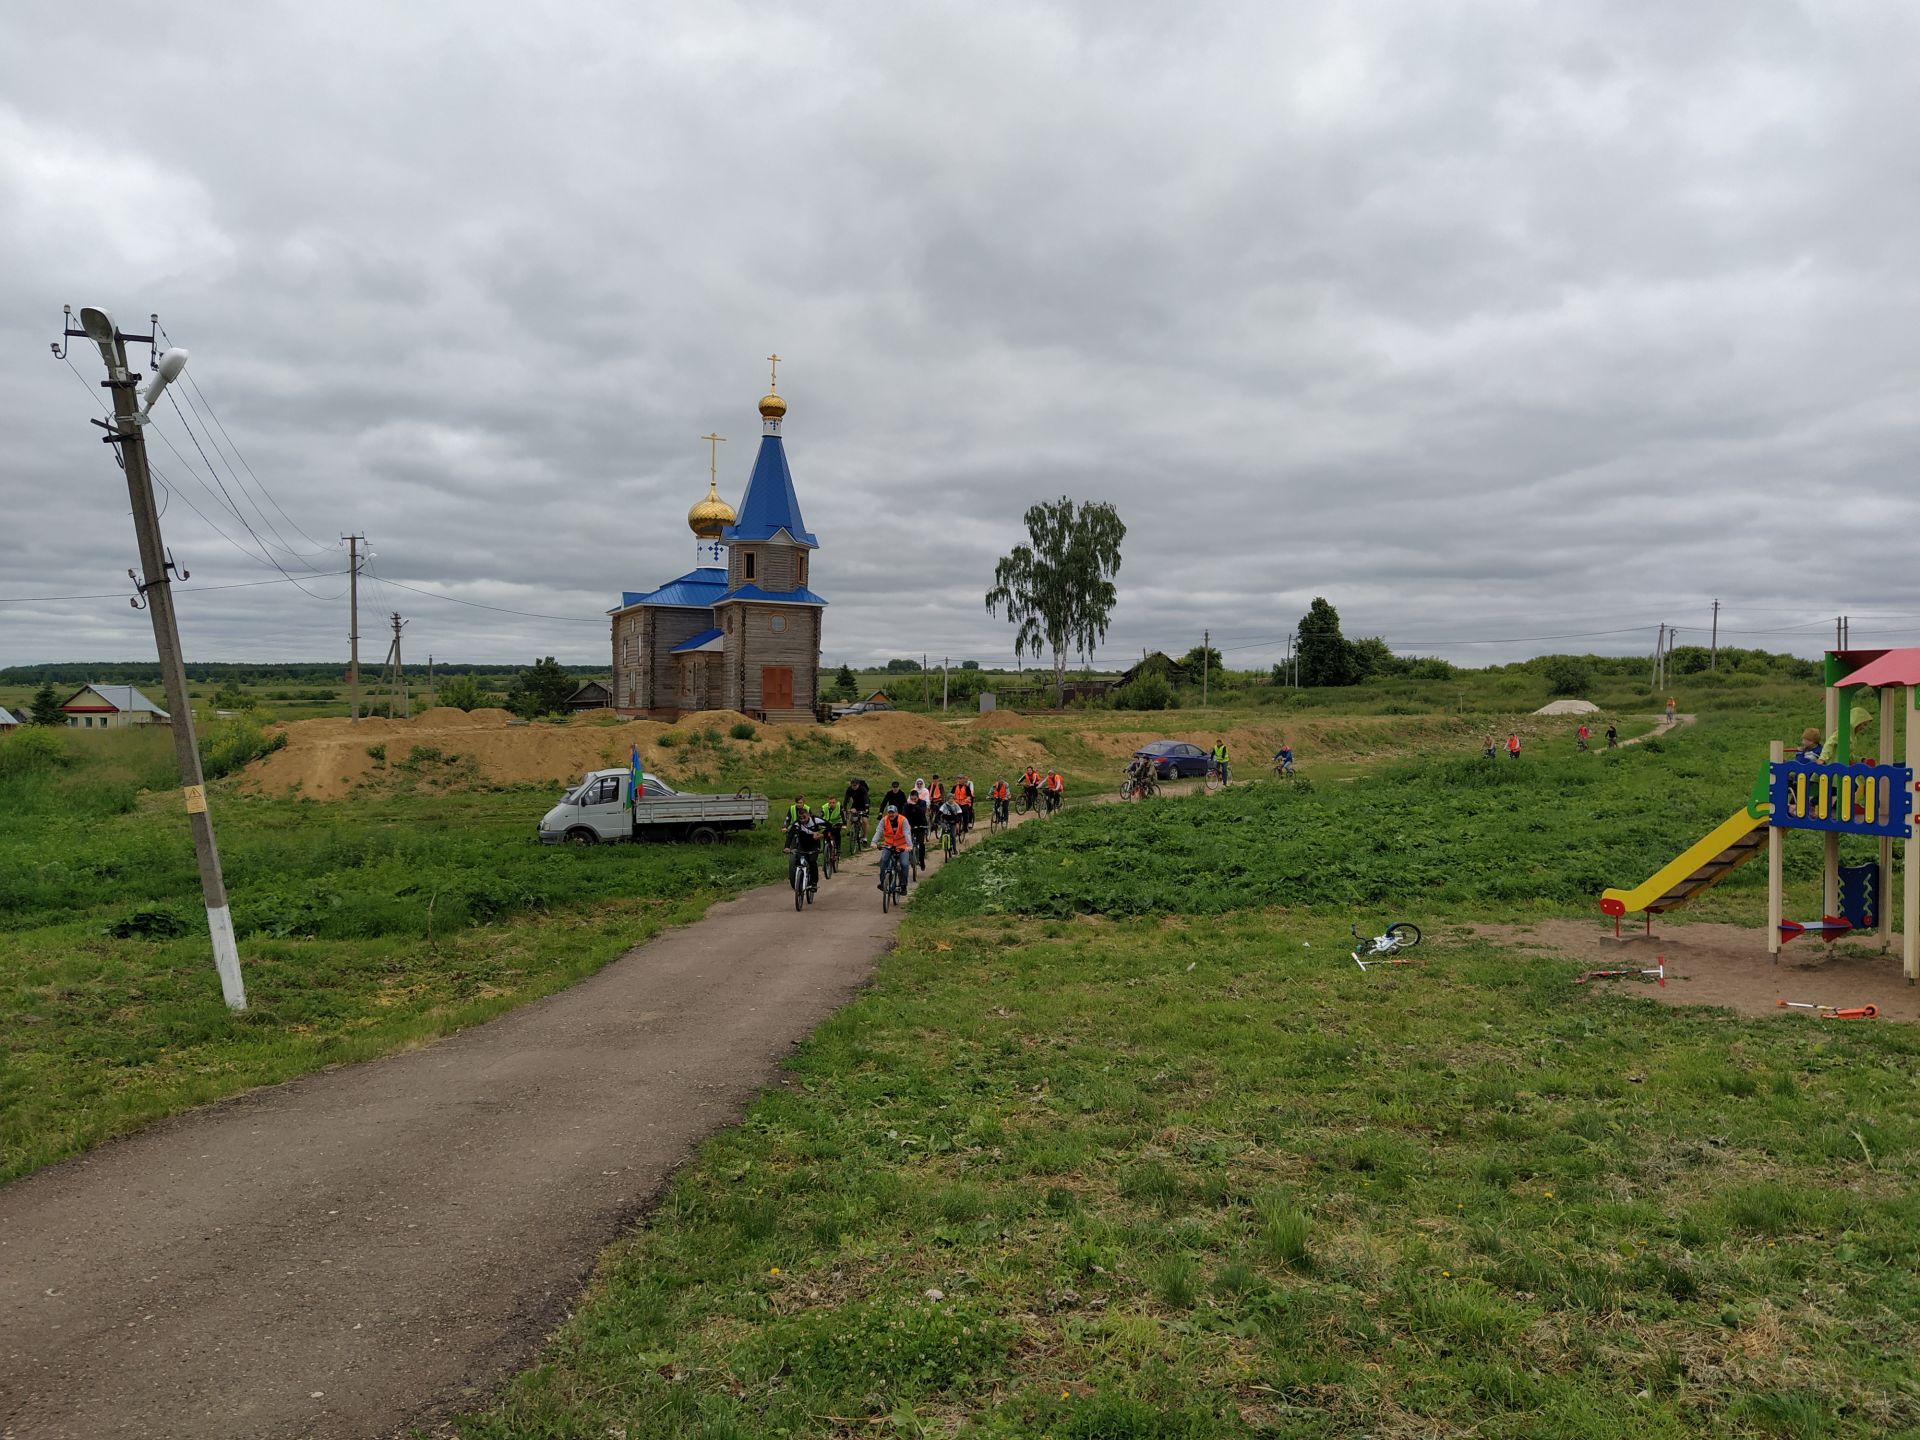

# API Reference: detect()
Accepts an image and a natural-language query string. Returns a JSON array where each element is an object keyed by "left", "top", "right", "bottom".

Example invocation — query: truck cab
[{"left": 538, "top": 769, "right": 767, "bottom": 845}]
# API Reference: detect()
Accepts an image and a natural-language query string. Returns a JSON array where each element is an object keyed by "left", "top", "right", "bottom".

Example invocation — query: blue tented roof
[
  {"left": 722, "top": 435, "right": 818, "bottom": 547},
  {"left": 669, "top": 627, "right": 725, "bottom": 654},
  {"left": 613, "top": 567, "right": 728, "bottom": 612},
  {"left": 715, "top": 583, "right": 828, "bottom": 607}
]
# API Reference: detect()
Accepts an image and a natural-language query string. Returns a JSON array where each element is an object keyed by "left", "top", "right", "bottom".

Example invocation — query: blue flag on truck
[{"left": 626, "top": 745, "right": 642, "bottom": 809}]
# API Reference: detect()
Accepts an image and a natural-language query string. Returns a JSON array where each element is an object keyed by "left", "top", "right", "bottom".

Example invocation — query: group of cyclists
[
  {"left": 1122, "top": 739, "right": 1297, "bottom": 800},
  {"left": 782, "top": 766, "right": 1069, "bottom": 907}
]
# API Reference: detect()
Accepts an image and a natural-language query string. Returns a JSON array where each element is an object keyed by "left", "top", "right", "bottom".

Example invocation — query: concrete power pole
[
  {"left": 1202, "top": 629, "right": 1209, "bottom": 707},
  {"left": 62, "top": 306, "right": 246, "bottom": 1009},
  {"left": 942, "top": 657, "right": 949, "bottom": 713},
  {"left": 1710, "top": 598, "right": 1719, "bottom": 672},
  {"left": 385, "top": 612, "right": 409, "bottom": 719},
  {"left": 344, "top": 533, "right": 364, "bottom": 719},
  {"left": 1651, "top": 623, "right": 1665, "bottom": 689},
  {"left": 428, "top": 652, "right": 435, "bottom": 709}
]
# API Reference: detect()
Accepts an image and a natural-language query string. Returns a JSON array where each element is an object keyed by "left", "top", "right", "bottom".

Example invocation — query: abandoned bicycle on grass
[{"left": 1351, "top": 920, "right": 1422, "bottom": 969}]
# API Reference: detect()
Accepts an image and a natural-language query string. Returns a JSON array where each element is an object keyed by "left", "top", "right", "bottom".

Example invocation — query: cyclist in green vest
[
  {"left": 1211, "top": 740, "right": 1231, "bottom": 786},
  {"left": 820, "top": 797, "right": 844, "bottom": 864}
]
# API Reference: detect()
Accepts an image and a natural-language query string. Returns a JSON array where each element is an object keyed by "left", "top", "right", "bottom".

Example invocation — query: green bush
[
  {"left": 1113, "top": 673, "right": 1176, "bottom": 711},
  {"left": 1542, "top": 657, "right": 1592, "bottom": 697},
  {"left": 729, "top": 721, "right": 758, "bottom": 740},
  {"left": 198, "top": 719, "right": 287, "bottom": 781},
  {"left": 0, "top": 727, "right": 72, "bottom": 779}
]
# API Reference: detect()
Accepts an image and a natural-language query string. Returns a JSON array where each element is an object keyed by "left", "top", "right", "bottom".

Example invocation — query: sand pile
[
  {"left": 969, "top": 710, "right": 1036, "bottom": 731},
  {"left": 1533, "top": 699, "right": 1601, "bottom": 716},
  {"left": 830, "top": 710, "right": 954, "bottom": 760},
  {"left": 244, "top": 711, "right": 689, "bottom": 800}
]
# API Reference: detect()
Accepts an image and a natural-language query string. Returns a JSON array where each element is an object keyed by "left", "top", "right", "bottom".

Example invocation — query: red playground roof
[{"left": 1837, "top": 648, "right": 1920, "bottom": 688}]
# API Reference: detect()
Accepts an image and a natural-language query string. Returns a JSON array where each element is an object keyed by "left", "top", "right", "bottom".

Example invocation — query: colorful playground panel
[{"left": 1769, "top": 759, "right": 1914, "bottom": 839}]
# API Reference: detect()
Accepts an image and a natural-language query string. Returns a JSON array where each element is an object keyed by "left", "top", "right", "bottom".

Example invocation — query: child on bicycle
[
  {"left": 784, "top": 801, "right": 820, "bottom": 897},
  {"left": 954, "top": 776, "right": 974, "bottom": 834},
  {"left": 935, "top": 794, "right": 965, "bottom": 850},
  {"left": 1272, "top": 742, "right": 1294, "bottom": 776}
]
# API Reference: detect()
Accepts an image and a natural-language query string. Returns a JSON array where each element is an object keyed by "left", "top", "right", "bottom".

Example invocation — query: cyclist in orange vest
[
  {"left": 1043, "top": 769, "right": 1065, "bottom": 812},
  {"left": 990, "top": 777, "right": 1011, "bottom": 826},
  {"left": 877, "top": 804, "right": 914, "bottom": 893},
  {"left": 954, "top": 777, "right": 974, "bottom": 833},
  {"left": 1021, "top": 766, "right": 1042, "bottom": 811}
]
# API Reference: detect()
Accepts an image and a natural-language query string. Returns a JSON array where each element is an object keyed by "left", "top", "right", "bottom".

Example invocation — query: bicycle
[
  {"left": 1351, "top": 921, "right": 1421, "bottom": 970},
  {"left": 990, "top": 799, "right": 1010, "bottom": 834},
  {"left": 790, "top": 848, "right": 816, "bottom": 911},
  {"left": 1021, "top": 784, "right": 1040, "bottom": 815},
  {"left": 938, "top": 819, "right": 958, "bottom": 861},
  {"left": 1271, "top": 755, "right": 1295, "bottom": 780},
  {"left": 1205, "top": 761, "right": 1231, "bottom": 793},
  {"left": 849, "top": 809, "right": 869, "bottom": 852},
  {"left": 880, "top": 848, "right": 907, "bottom": 912},
  {"left": 1043, "top": 787, "right": 1062, "bottom": 816},
  {"left": 911, "top": 825, "right": 927, "bottom": 874},
  {"left": 821, "top": 828, "right": 839, "bottom": 878}
]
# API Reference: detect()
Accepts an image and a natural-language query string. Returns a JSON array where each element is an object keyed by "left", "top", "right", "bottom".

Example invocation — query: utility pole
[
  {"left": 1651, "top": 624, "right": 1664, "bottom": 689},
  {"left": 428, "top": 652, "right": 435, "bottom": 709},
  {"left": 1843, "top": 615, "right": 1850, "bottom": 651},
  {"left": 385, "top": 613, "right": 409, "bottom": 719},
  {"left": 1710, "top": 599, "right": 1719, "bottom": 672},
  {"left": 60, "top": 306, "right": 245, "bottom": 1009},
  {"left": 922, "top": 653, "right": 930, "bottom": 709},
  {"left": 942, "top": 657, "right": 949, "bottom": 713},
  {"left": 1202, "top": 629, "right": 1210, "bottom": 707},
  {"left": 343, "top": 533, "right": 364, "bottom": 719},
  {"left": 1836, "top": 615, "right": 1844, "bottom": 654}
]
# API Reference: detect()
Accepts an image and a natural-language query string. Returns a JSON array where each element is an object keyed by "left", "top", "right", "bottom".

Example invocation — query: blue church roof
[
  {"left": 669, "top": 627, "right": 725, "bottom": 654},
  {"left": 716, "top": 583, "right": 828, "bottom": 607},
  {"left": 723, "top": 434, "right": 818, "bottom": 547},
  {"left": 614, "top": 567, "right": 728, "bottom": 612}
]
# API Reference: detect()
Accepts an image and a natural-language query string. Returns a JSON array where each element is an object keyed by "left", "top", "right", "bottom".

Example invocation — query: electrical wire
[
  {"left": 361, "top": 566, "right": 603, "bottom": 623},
  {"left": 0, "top": 571, "right": 352, "bottom": 604}
]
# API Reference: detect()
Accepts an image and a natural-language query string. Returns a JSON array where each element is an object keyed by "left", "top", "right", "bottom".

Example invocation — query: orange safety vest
[
  {"left": 880, "top": 812, "right": 911, "bottom": 848},
  {"left": 1024, "top": 769, "right": 1039, "bottom": 786},
  {"left": 956, "top": 782, "right": 972, "bottom": 804},
  {"left": 930, "top": 781, "right": 944, "bottom": 803},
  {"left": 991, "top": 782, "right": 1009, "bottom": 800},
  {"left": 1045, "top": 772, "right": 1063, "bottom": 792}
]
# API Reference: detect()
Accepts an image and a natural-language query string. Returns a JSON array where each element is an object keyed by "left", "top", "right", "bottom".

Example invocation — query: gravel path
[{"left": 0, "top": 816, "right": 1008, "bottom": 1439}]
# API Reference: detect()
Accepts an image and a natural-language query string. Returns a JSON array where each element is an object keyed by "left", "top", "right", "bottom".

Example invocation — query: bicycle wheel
[
  {"left": 824, "top": 842, "right": 837, "bottom": 878},
  {"left": 1385, "top": 922, "right": 1421, "bottom": 949},
  {"left": 882, "top": 869, "right": 895, "bottom": 912},
  {"left": 1120, "top": 780, "right": 1134, "bottom": 801},
  {"left": 793, "top": 867, "right": 805, "bottom": 911}
]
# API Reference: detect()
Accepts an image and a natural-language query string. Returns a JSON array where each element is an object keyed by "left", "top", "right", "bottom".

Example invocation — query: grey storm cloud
[{"left": 4, "top": 0, "right": 1920, "bottom": 671}]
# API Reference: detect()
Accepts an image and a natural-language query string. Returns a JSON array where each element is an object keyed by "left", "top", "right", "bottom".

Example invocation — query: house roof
[
  {"left": 565, "top": 680, "right": 612, "bottom": 702},
  {"left": 669, "top": 627, "right": 726, "bottom": 655},
  {"left": 722, "top": 434, "right": 818, "bottom": 548},
  {"left": 0, "top": 707, "right": 20, "bottom": 726},
  {"left": 613, "top": 567, "right": 728, "bottom": 613},
  {"left": 62, "top": 683, "right": 169, "bottom": 718},
  {"left": 714, "top": 583, "right": 828, "bottom": 608},
  {"left": 1837, "top": 648, "right": 1920, "bottom": 689}
]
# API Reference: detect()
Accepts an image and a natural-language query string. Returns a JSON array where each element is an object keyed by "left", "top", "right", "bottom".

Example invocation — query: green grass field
[{"left": 455, "top": 693, "right": 1920, "bottom": 1438}]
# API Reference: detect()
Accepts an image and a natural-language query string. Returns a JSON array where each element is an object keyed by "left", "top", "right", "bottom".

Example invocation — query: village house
[
  {"left": 609, "top": 366, "right": 824, "bottom": 722},
  {"left": 0, "top": 706, "right": 21, "bottom": 732},
  {"left": 60, "top": 684, "right": 170, "bottom": 729}
]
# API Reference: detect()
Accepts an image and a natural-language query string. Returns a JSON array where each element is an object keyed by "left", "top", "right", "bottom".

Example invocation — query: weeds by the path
[{"left": 460, "top": 910, "right": 1920, "bottom": 1437}]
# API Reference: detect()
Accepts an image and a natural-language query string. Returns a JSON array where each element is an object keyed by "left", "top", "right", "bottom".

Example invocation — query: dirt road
[{"left": 0, "top": 817, "right": 1003, "bottom": 1439}]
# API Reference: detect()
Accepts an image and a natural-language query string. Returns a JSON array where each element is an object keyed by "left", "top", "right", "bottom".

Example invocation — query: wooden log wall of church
[
  {"left": 612, "top": 612, "right": 645, "bottom": 710},
  {"left": 648, "top": 609, "right": 713, "bottom": 709},
  {"left": 728, "top": 544, "right": 800, "bottom": 593},
  {"left": 730, "top": 604, "right": 822, "bottom": 714}
]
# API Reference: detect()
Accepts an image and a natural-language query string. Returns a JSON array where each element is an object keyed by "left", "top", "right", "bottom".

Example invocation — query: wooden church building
[{"left": 609, "top": 367, "right": 824, "bottom": 722}]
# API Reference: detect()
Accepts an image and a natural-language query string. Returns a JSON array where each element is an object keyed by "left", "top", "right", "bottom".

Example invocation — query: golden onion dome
[
  {"left": 758, "top": 389, "right": 787, "bottom": 420},
  {"left": 687, "top": 478, "right": 737, "bottom": 539}
]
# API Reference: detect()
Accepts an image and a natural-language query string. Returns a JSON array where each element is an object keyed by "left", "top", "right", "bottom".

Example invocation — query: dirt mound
[
  {"left": 1533, "top": 699, "right": 1601, "bottom": 716},
  {"left": 245, "top": 712, "right": 680, "bottom": 800},
  {"left": 831, "top": 711, "right": 955, "bottom": 760},
  {"left": 969, "top": 710, "right": 1035, "bottom": 731},
  {"left": 672, "top": 709, "right": 763, "bottom": 732}
]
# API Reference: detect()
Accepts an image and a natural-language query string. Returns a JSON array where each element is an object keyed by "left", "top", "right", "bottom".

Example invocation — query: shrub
[
  {"left": 199, "top": 718, "right": 287, "bottom": 780},
  {"left": 437, "top": 674, "right": 492, "bottom": 712},
  {"left": 0, "top": 727, "right": 72, "bottom": 779},
  {"left": 1542, "top": 657, "right": 1592, "bottom": 697},
  {"left": 1113, "top": 673, "right": 1176, "bottom": 711},
  {"left": 657, "top": 731, "right": 683, "bottom": 748},
  {"left": 729, "top": 721, "right": 758, "bottom": 741},
  {"left": 366, "top": 744, "right": 387, "bottom": 765}
]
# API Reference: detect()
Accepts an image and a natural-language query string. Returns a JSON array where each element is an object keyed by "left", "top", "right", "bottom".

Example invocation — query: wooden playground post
[
  {"left": 1880, "top": 686, "right": 1896, "bottom": 951},
  {"left": 1823, "top": 682, "right": 1841, "bottom": 917},
  {"left": 1908, "top": 688, "right": 1919, "bottom": 984},
  {"left": 1768, "top": 740, "right": 1784, "bottom": 959}
]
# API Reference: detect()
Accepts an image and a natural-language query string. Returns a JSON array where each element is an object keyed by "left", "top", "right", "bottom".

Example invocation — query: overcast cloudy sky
[{"left": 5, "top": 1, "right": 1918, "bottom": 673}]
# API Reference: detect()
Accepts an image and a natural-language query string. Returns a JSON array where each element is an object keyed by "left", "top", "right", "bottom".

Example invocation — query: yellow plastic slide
[{"left": 1600, "top": 808, "right": 1769, "bottom": 917}]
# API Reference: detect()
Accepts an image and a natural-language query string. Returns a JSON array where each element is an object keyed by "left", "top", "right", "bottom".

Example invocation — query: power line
[
  {"left": 0, "top": 571, "right": 352, "bottom": 604},
  {"left": 361, "top": 566, "right": 602, "bottom": 623}
]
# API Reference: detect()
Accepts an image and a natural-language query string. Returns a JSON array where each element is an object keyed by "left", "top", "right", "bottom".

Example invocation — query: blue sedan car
[{"left": 1132, "top": 739, "right": 1211, "bottom": 779}]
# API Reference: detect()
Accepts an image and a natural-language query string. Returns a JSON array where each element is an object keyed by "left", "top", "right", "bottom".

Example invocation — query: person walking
[
  {"left": 1507, "top": 732, "right": 1521, "bottom": 761},
  {"left": 1665, "top": 696, "right": 1677, "bottom": 726},
  {"left": 1605, "top": 722, "right": 1618, "bottom": 749},
  {"left": 1484, "top": 733, "right": 1497, "bottom": 759}
]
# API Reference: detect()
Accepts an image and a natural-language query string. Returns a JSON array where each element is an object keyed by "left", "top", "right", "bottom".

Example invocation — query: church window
[
  {"left": 745, "top": 552, "right": 756, "bottom": 581},
  {"left": 771, "top": 615, "right": 787, "bottom": 634},
  {"left": 796, "top": 554, "right": 807, "bottom": 587}
]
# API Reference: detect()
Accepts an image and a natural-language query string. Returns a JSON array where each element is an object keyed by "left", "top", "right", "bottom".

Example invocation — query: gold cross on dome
[
  {"left": 767, "top": 353, "right": 781, "bottom": 390},
  {"left": 702, "top": 432, "right": 725, "bottom": 482}
]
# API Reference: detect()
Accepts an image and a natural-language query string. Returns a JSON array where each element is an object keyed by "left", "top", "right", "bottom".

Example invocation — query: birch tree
[{"left": 985, "top": 497, "right": 1126, "bottom": 706}]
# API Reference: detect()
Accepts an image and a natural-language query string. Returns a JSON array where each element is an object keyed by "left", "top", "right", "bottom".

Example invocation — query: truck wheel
[
  {"left": 565, "top": 828, "right": 598, "bottom": 846},
  {"left": 688, "top": 826, "right": 719, "bottom": 846}
]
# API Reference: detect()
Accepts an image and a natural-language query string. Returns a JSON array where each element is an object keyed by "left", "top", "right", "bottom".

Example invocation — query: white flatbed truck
[{"left": 537, "top": 768, "right": 768, "bottom": 845}]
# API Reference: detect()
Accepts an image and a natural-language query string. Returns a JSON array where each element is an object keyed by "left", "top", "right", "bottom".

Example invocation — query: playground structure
[{"left": 1599, "top": 649, "right": 1920, "bottom": 982}]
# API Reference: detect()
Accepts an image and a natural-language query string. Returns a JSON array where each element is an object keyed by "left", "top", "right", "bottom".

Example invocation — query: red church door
[{"left": 761, "top": 666, "right": 794, "bottom": 711}]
